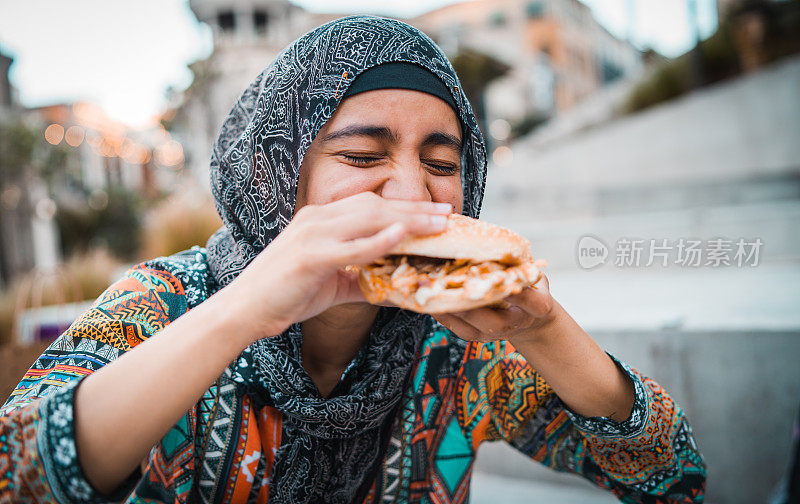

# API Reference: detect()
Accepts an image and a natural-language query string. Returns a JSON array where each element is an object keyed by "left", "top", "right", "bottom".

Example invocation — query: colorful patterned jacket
[{"left": 0, "top": 248, "right": 706, "bottom": 503}]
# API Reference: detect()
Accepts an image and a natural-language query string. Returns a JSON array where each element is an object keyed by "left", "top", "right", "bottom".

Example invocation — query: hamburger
[{"left": 356, "top": 214, "right": 545, "bottom": 314}]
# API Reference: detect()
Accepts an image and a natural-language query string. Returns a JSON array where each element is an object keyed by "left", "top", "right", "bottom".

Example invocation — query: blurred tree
[
  {"left": 731, "top": 0, "right": 800, "bottom": 69},
  {"left": 0, "top": 120, "right": 37, "bottom": 286},
  {"left": 55, "top": 188, "right": 143, "bottom": 261},
  {"left": 0, "top": 119, "right": 74, "bottom": 190},
  {"left": 139, "top": 194, "right": 222, "bottom": 260},
  {"left": 1, "top": 116, "right": 147, "bottom": 271},
  {"left": 625, "top": 0, "right": 800, "bottom": 114},
  {"left": 0, "top": 120, "right": 37, "bottom": 180},
  {"left": 0, "top": 119, "right": 72, "bottom": 286},
  {"left": 510, "top": 113, "right": 549, "bottom": 140}
]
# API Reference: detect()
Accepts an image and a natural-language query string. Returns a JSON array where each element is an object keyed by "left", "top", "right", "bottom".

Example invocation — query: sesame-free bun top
[{"left": 388, "top": 213, "right": 532, "bottom": 263}]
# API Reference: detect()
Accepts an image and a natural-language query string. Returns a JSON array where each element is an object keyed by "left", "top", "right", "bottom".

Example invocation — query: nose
[{"left": 378, "top": 163, "right": 432, "bottom": 202}]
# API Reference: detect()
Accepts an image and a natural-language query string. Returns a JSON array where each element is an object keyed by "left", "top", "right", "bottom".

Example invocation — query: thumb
[
  {"left": 339, "top": 222, "right": 407, "bottom": 266},
  {"left": 334, "top": 266, "right": 369, "bottom": 305}
]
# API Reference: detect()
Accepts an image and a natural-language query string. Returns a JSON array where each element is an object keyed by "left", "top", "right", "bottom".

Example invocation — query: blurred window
[
  {"left": 525, "top": 1, "right": 545, "bottom": 19},
  {"left": 218, "top": 11, "right": 236, "bottom": 32},
  {"left": 489, "top": 10, "right": 507, "bottom": 27},
  {"left": 600, "top": 57, "right": 624, "bottom": 84},
  {"left": 530, "top": 61, "right": 555, "bottom": 112},
  {"left": 254, "top": 10, "right": 269, "bottom": 34}
]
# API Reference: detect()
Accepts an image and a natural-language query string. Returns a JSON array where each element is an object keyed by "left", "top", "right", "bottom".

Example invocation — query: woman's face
[{"left": 295, "top": 89, "right": 464, "bottom": 215}]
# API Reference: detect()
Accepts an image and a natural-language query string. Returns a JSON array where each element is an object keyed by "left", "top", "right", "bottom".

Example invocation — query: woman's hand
[
  {"left": 75, "top": 193, "right": 448, "bottom": 495},
  {"left": 435, "top": 274, "right": 636, "bottom": 422},
  {"left": 433, "top": 274, "right": 555, "bottom": 345},
  {"left": 218, "top": 192, "right": 452, "bottom": 344}
]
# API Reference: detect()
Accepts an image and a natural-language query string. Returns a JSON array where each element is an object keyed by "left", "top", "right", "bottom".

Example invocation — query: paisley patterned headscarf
[{"left": 205, "top": 16, "right": 487, "bottom": 503}]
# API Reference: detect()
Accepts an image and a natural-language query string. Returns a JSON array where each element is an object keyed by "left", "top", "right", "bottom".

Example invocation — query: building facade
[
  {"left": 177, "top": 0, "right": 341, "bottom": 188},
  {"left": 0, "top": 48, "right": 13, "bottom": 110},
  {"left": 411, "top": 0, "right": 642, "bottom": 126},
  {"left": 29, "top": 103, "right": 167, "bottom": 198},
  {"left": 176, "top": 0, "right": 642, "bottom": 187}
]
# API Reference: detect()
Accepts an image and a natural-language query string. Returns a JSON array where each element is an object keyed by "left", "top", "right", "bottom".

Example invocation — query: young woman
[{"left": 0, "top": 16, "right": 705, "bottom": 504}]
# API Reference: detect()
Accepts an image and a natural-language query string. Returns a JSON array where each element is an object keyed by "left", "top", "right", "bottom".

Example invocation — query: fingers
[
  {"left": 434, "top": 313, "right": 486, "bottom": 341},
  {"left": 331, "top": 266, "right": 369, "bottom": 305},
  {"left": 297, "top": 192, "right": 453, "bottom": 241},
  {"left": 332, "top": 210, "right": 449, "bottom": 241},
  {"left": 504, "top": 275, "right": 553, "bottom": 318},
  {"left": 334, "top": 222, "right": 409, "bottom": 265},
  {"left": 325, "top": 192, "right": 452, "bottom": 218},
  {"left": 436, "top": 305, "right": 534, "bottom": 342},
  {"left": 453, "top": 306, "right": 533, "bottom": 338}
]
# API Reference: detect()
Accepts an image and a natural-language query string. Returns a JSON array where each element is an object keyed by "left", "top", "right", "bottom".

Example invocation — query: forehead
[{"left": 324, "top": 89, "right": 462, "bottom": 137}]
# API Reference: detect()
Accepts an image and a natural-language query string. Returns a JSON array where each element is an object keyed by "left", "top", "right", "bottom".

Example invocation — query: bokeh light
[
  {"left": 155, "top": 140, "right": 184, "bottom": 168},
  {"left": 44, "top": 124, "right": 64, "bottom": 145},
  {"left": 489, "top": 119, "right": 511, "bottom": 141},
  {"left": 0, "top": 185, "right": 22, "bottom": 211},
  {"left": 35, "top": 197, "right": 57, "bottom": 220},
  {"left": 119, "top": 138, "right": 137, "bottom": 159},
  {"left": 492, "top": 145, "right": 513, "bottom": 167},
  {"left": 64, "top": 125, "right": 85, "bottom": 147},
  {"left": 88, "top": 189, "right": 109, "bottom": 211},
  {"left": 99, "top": 137, "right": 116, "bottom": 157}
]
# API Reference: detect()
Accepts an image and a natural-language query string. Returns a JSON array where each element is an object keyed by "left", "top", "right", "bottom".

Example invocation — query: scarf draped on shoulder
[{"left": 204, "top": 15, "right": 487, "bottom": 503}]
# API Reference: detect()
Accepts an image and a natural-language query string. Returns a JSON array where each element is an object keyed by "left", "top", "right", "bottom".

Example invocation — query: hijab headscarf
[{"left": 205, "top": 15, "right": 487, "bottom": 503}]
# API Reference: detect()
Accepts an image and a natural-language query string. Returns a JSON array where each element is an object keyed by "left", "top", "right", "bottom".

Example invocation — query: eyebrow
[
  {"left": 320, "top": 125, "right": 398, "bottom": 144},
  {"left": 421, "top": 131, "right": 462, "bottom": 153},
  {"left": 321, "top": 124, "right": 462, "bottom": 153}
]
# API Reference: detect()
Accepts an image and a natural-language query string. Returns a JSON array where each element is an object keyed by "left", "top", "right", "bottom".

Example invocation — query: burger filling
[{"left": 364, "top": 255, "right": 540, "bottom": 307}]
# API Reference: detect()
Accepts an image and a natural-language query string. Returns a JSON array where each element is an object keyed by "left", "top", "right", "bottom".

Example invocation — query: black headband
[{"left": 342, "top": 62, "right": 459, "bottom": 114}]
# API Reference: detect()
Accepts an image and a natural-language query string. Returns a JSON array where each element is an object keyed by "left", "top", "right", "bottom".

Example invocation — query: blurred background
[{"left": 1, "top": 0, "right": 798, "bottom": 502}]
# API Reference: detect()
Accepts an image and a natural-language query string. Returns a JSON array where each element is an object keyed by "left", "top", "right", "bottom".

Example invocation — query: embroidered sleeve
[
  {"left": 454, "top": 339, "right": 707, "bottom": 503},
  {"left": 0, "top": 265, "right": 187, "bottom": 504}
]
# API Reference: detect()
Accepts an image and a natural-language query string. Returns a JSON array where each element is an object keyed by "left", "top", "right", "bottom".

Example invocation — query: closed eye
[
  {"left": 423, "top": 160, "right": 459, "bottom": 175},
  {"left": 340, "top": 154, "right": 383, "bottom": 166},
  {"left": 339, "top": 153, "right": 459, "bottom": 175}
]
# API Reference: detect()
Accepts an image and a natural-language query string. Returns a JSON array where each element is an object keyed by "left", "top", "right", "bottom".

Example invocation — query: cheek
[
  {"left": 428, "top": 176, "right": 464, "bottom": 214},
  {"left": 304, "top": 163, "right": 381, "bottom": 205},
  {"left": 302, "top": 157, "right": 465, "bottom": 211}
]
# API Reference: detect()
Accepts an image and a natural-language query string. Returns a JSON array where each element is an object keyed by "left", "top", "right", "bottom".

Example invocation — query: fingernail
[
  {"left": 433, "top": 202, "right": 452, "bottom": 213},
  {"left": 430, "top": 215, "right": 447, "bottom": 228}
]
